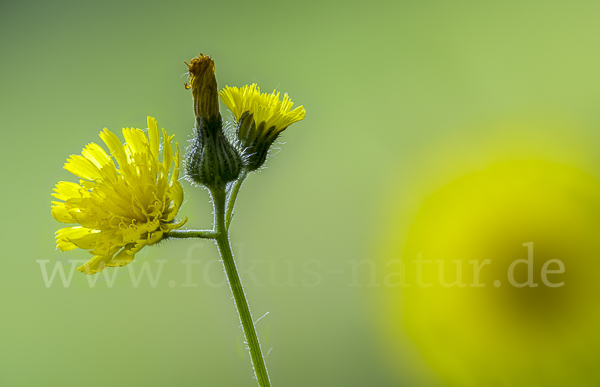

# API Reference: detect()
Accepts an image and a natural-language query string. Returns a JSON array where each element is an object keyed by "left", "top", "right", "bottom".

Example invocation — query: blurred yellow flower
[
  {"left": 51, "top": 116, "right": 187, "bottom": 274},
  {"left": 220, "top": 83, "right": 306, "bottom": 132},
  {"left": 382, "top": 160, "right": 600, "bottom": 386}
]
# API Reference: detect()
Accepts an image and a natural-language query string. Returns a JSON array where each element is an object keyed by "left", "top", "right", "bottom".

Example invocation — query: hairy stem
[
  {"left": 165, "top": 229, "right": 217, "bottom": 239},
  {"left": 211, "top": 187, "right": 272, "bottom": 387},
  {"left": 225, "top": 168, "right": 249, "bottom": 229}
]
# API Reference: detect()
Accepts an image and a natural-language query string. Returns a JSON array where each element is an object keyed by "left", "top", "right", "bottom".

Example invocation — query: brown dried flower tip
[{"left": 185, "top": 54, "right": 219, "bottom": 120}]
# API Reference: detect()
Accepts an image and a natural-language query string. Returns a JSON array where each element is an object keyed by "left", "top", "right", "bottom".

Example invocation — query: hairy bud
[{"left": 186, "top": 116, "right": 242, "bottom": 189}]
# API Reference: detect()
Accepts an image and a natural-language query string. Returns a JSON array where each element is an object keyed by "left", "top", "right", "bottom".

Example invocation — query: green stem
[
  {"left": 211, "top": 187, "right": 272, "bottom": 387},
  {"left": 166, "top": 229, "right": 217, "bottom": 239},
  {"left": 225, "top": 168, "right": 249, "bottom": 230}
]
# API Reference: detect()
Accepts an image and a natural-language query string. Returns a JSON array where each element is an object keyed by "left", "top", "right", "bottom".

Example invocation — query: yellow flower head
[
  {"left": 220, "top": 83, "right": 306, "bottom": 133},
  {"left": 220, "top": 84, "right": 306, "bottom": 170},
  {"left": 185, "top": 54, "right": 219, "bottom": 120},
  {"left": 51, "top": 116, "right": 187, "bottom": 274}
]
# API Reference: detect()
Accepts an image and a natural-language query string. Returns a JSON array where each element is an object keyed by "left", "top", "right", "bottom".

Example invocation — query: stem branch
[
  {"left": 166, "top": 229, "right": 217, "bottom": 239},
  {"left": 226, "top": 168, "right": 249, "bottom": 229}
]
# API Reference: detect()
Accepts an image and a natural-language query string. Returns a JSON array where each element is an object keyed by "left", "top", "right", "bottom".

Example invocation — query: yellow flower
[
  {"left": 220, "top": 84, "right": 305, "bottom": 170},
  {"left": 51, "top": 116, "right": 187, "bottom": 274},
  {"left": 220, "top": 83, "right": 306, "bottom": 132}
]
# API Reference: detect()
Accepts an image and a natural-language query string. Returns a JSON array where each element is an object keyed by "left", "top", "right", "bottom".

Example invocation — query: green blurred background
[{"left": 3, "top": 0, "right": 600, "bottom": 385}]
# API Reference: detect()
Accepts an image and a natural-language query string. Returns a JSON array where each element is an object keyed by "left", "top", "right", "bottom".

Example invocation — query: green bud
[{"left": 186, "top": 115, "right": 242, "bottom": 189}]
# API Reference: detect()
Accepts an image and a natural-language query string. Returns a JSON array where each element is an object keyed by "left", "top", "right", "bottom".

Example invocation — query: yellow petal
[
  {"left": 99, "top": 129, "right": 129, "bottom": 169},
  {"left": 72, "top": 210, "right": 101, "bottom": 229},
  {"left": 81, "top": 142, "right": 113, "bottom": 169},
  {"left": 77, "top": 254, "right": 114, "bottom": 274},
  {"left": 81, "top": 143, "right": 118, "bottom": 182},
  {"left": 162, "top": 129, "right": 173, "bottom": 174},
  {"left": 51, "top": 201, "right": 76, "bottom": 223},
  {"left": 55, "top": 226, "right": 99, "bottom": 251},
  {"left": 90, "top": 230, "right": 123, "bottom": 256},
  {"left": 52, "top": 181, "right": 83, "bottom": 201},
  {"left": 107, "top": 239, "right": 148, "bottom": 267},
  {"left": 64, "top": 155, "right": 102, "bottom": 181},
  {"left": 171, "top": 143, "right": 180, "bottom": 183},
  {"left": 147, "top": 116, "right": 159, "bottom": 163},
  {"left": 107, "top": 243, "right": 136, "bottom": 267},
  {"left": 123, "top": 128, "right": 148, "bottom": 160},
  {"left": 169, "top": 180, "right": 184, "bottom": 212}
]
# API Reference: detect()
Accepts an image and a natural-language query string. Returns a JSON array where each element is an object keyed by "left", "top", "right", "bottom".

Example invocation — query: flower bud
[
  {"left": 184, "top": 54, "right": 242, "bottom": 189},
  {"left": 186, "top": 116, "right": 242, "bottom": 189},
  {"left": 185, "top": 54, "right": 220, "bottom": 121}
]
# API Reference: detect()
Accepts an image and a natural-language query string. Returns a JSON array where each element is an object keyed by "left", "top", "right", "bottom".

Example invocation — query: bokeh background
[{"left": 3, "top": 0, "right": 600, "bottom": 386}]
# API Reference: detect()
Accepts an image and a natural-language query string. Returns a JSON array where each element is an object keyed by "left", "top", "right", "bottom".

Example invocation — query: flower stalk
[
  {"left": 166, "top": 180, "right": 271, "bottom": 387},
  {"left": 226, "top": 167, "right": 249, "bottom": 229},
  {"left": 164, "top": 229, "right": 217, "bottom": 239},
  {"left": 211, "top": 187, "right": 272, "bottom": 387}
]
